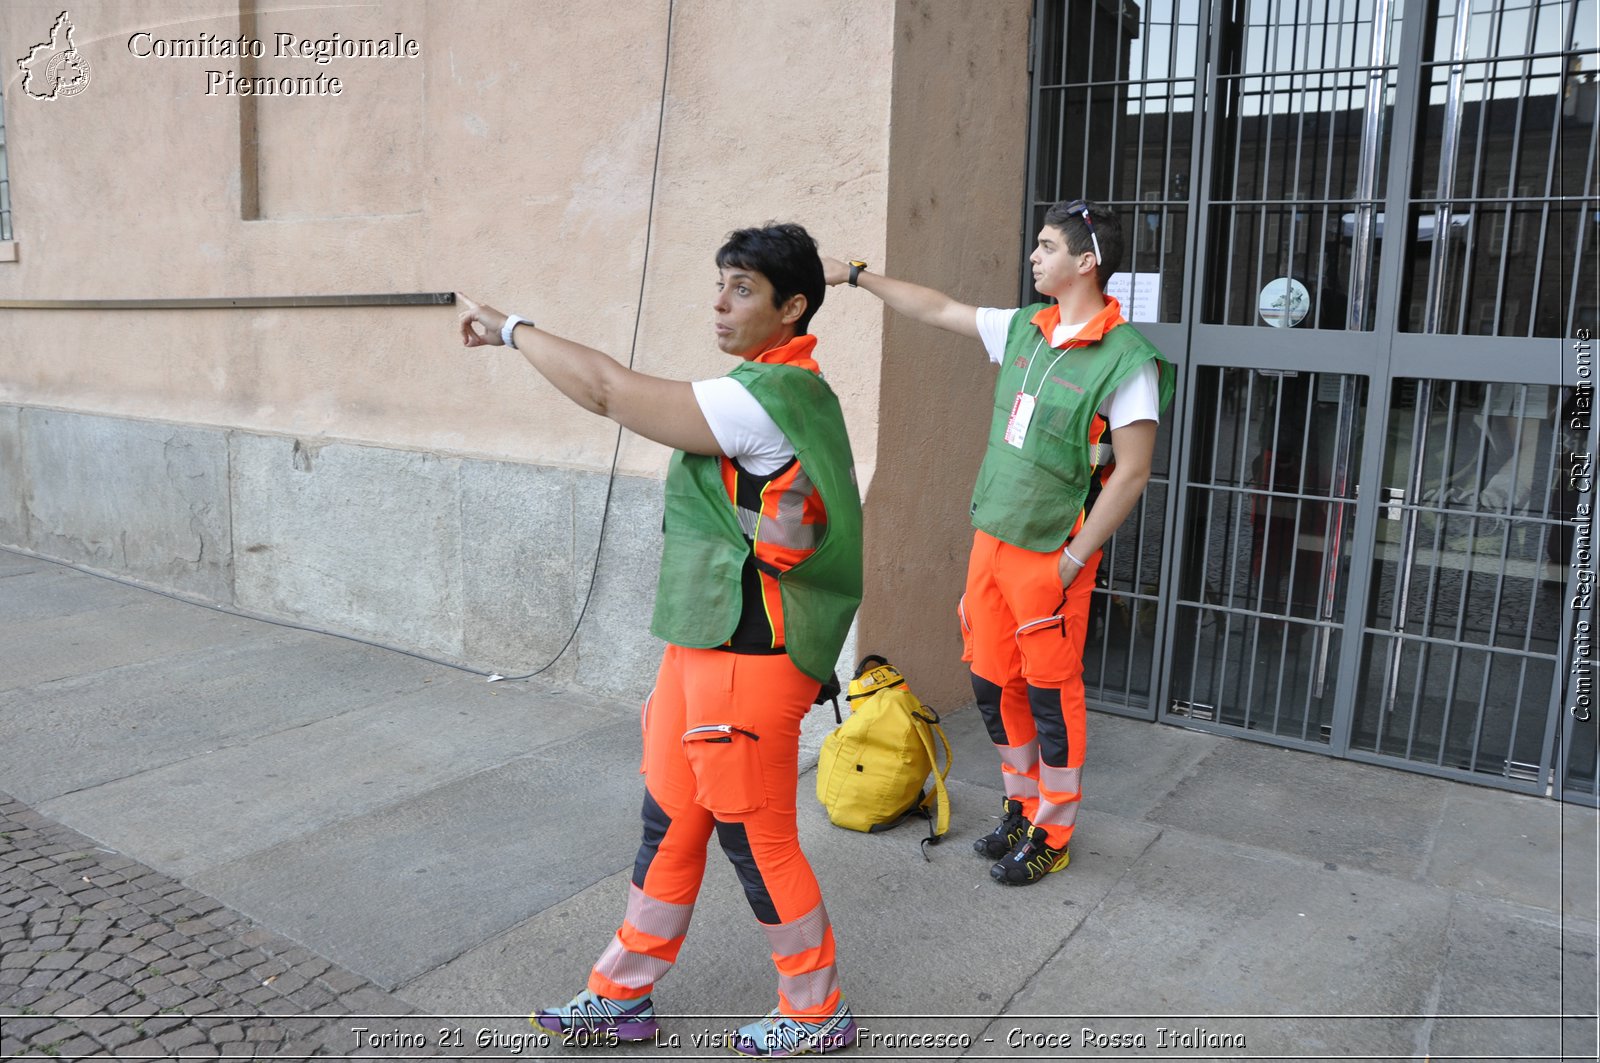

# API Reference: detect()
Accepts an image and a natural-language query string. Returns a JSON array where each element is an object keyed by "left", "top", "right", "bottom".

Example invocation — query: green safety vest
[
  {"left": 650, "top": 360, "right": 864, "bottom": 683},
  {"left": 969, "top": 306, "right": 1175, "bottom": 551}
]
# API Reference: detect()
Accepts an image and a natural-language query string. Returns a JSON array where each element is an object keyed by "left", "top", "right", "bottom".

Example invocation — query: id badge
[{"left": 1004, "top": 392, "right": 1035, "bottom": 448}]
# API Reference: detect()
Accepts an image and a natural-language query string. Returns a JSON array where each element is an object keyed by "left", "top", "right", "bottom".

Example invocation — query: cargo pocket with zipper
[
  {"left": 1014, "top": 604, "right": 1083, "bottom": 684},
  {"left": 681, "top": 723, "right": 767, "bottom": 816}
]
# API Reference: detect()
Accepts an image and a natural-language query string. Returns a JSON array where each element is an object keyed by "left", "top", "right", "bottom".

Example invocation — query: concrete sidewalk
[{"left": 1, "top": 545, "right": 1597, "bottom": 1061}]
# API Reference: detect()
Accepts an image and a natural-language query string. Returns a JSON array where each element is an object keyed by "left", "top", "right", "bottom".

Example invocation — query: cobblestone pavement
[{"left": 0, "top": 792, "right": 525, "bottom": 1061}]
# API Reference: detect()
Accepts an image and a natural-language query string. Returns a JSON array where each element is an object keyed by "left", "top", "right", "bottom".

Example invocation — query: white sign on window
[{"left": 1105, "top": 272, "right": 1161, "bottom": 323}]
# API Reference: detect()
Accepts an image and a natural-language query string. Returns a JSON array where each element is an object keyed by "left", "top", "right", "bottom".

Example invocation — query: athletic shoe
[
  {"left": 990, "top": 825, "right": 1069, "bottom": 885},
  {"left": 531, "top": 988, "right": 659, "bottom": 1042},
  {"left": 972, "top": 797, "right": 1031, "bottom": 858},
  {"left": 730, "top": 1000, "right": 857, "bottom": 1056}
]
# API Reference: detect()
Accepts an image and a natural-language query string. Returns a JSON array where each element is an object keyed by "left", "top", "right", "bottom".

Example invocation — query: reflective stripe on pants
[
  {"left": 589, "top": 645, "right": 843, "bottom": 1018},
  {"left": 963, "top": 529, "right": 1095, "bottom": 848}
]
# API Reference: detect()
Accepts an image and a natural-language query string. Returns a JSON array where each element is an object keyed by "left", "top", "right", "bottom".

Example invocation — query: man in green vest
[
  {"left": 457, "top": 222, "right": 862, "bottom": 1056},
  {"left": 824, "top": 200, "right": 1174, "bottom": 886}
]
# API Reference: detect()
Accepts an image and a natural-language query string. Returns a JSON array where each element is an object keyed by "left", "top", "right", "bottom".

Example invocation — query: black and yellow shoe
[
  {"left": 972, "top": 797, "right": 1031, "bottom": 858},
  {"left": 990, "top": 825, "right": 1069, "bottom": 885}
]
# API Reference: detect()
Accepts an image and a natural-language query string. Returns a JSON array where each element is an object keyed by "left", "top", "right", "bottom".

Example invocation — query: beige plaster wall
[
  {"left": 854, "top": 0, "right": 1034, "bottom": 707},
  {"left": 1, "top": 0, "right": 1033, "bottom": 705},
  {"left": 0, "top": 0, "right": 895, "bottom": 482}
]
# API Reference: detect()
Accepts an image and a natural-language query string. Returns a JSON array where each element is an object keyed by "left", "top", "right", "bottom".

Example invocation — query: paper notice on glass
[{"left": 1105, "top": 272, "right": 1161, "bottom": 323}]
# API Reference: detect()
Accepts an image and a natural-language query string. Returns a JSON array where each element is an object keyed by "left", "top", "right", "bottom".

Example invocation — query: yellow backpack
[{"left": 815, "top": 656, "right": 952, "bottom": 852}]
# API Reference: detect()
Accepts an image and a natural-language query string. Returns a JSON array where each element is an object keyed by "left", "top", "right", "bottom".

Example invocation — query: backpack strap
[
  {"left": 812, "top": 670, "right": 843, "bottom": 725},
  {"left": 911, "top": 714, "right": 953, "bottom": 858}
]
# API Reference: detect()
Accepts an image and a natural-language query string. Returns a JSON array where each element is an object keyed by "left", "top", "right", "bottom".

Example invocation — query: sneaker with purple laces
[
  {"left": 531, "top": 988, "right": 659, "bottom": 1043},
  {"left": 731, "top": 1000, "right": 857, "bottom": 1057}
]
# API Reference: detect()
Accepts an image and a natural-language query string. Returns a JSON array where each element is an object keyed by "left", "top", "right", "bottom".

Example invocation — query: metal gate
[{"left": 1027, "top": 0, "right": 1597, "bottom": 803}]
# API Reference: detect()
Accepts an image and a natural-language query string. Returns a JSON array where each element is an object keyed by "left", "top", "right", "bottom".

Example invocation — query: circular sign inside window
[{"left": 1257, "top": 277, "right": 1310, "bottom": 328}]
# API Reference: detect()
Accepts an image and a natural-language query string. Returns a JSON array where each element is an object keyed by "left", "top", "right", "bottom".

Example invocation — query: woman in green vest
[
  {"left": 457, "top": 222, "right": 862, "bottom": 1057},
  {"left": 825, "top": 200, "right": 1174, "bottom": 887}
]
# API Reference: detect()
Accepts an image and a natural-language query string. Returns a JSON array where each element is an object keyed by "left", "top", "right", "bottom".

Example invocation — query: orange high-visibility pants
[
  {"left": 959, "top": 529, "right": 1099, "bottom": 849},
  {"left": 589, "top": 644, "right": 842, "bottom": 1020}
]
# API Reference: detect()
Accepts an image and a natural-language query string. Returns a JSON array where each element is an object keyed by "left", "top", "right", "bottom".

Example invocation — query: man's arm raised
[{"left": 820, "top": 256, "right": 981, "bottom": 339}]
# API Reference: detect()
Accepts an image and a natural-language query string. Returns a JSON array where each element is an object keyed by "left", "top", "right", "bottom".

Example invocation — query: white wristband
[
  {"left": 1063, "top": 544, "right": 1089, "bottom": 567},
  {"left": 501, "top": 314, "right": 531, "bottom": 350}
]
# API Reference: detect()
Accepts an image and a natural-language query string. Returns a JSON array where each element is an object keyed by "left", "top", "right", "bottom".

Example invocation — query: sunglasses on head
[{"left": 1063, "top": 199, "right": 1102, "bottom": 265}]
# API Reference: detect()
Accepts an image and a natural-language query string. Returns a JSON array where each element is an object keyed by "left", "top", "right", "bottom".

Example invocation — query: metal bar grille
[
  {"left": 1400, "top": 0, "right": 1600, "bottom": 337},
  {"left": 1357, "top": 379, "right": 1572, "bottom": 790},
  {"left": 1083, "top": 418, "right": 1173, "bottom": 712},
  {"left": 1169, "top": 368, "right": 1366, "bottom": 742},
  {"left": 1031, "top": 0, "right": 1203, "bottom": 716},
  {"left": 1566, "top": 81, "right": 1600, "bottom": 335},
  {"left": 1560, "top": 465, "right": 1598, "bottom": 800},
  {"left": 1029, "top": 0, "right": 1200, "bottom": 322},
  {"left": 1202, "top": 0, "right": 1400, "bottom": 330},
  {"left": 1034, "top": 0, "right": 1590, "bottom": 802}
]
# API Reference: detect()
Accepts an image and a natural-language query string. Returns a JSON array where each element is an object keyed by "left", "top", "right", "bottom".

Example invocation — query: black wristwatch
[{"left": 847, "top": 260, "right": 868, "bottom": 287}]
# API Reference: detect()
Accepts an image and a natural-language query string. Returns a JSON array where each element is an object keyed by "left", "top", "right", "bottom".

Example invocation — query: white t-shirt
[
  {"left": 691, "top": 377, "right": 793, "bottom": 476},
  {"left": 975, "top": 307, "right": 1161, "bottom": 429}
]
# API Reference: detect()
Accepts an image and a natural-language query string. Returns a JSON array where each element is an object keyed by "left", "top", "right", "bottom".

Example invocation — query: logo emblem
[{"left": 18, "top": 11, "right": 92, "bottom": 100}]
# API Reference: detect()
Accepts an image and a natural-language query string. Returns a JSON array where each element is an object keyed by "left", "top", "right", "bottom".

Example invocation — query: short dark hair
[
  {"left": 715, "top": 222, "right": 825, "bottom": 335},
  {"left": 1042, "top": 199, "right": 1124, "bottom": 288}
]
